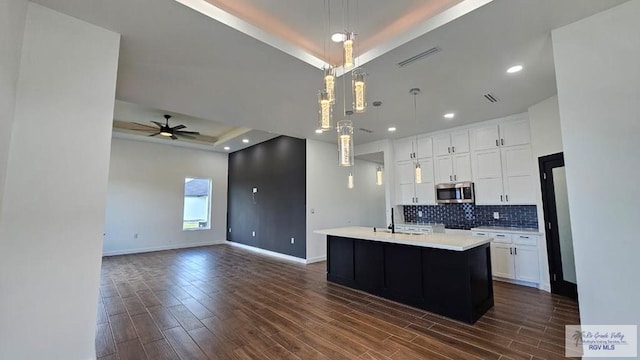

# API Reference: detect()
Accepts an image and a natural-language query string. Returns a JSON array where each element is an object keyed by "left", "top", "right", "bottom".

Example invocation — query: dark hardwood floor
[{"left": 97, "top": 244, "right": 579, "bottom": 360}]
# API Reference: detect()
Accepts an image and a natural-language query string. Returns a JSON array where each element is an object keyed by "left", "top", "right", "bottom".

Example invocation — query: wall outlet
[
  {"left": 252, "top": 187, "right": 258, "bottom": 193},
  {"left": 291, "top": 237, "right": 295, "bottom": 244},
  {"left": 229, "top": 228, "right": 232, "bottom": 233},
  {"left": 418, "top": 210, "right": 423, "bottom": 217},
  {"left": 252, "top": 231, "right": 256, "bottom": 237},
  {"left": 133, "top": 233, "right": 138, "bottom": 239},
  {"left": 311, "top": 208, "right": 315, "bottom": 214},
  {"left": 493, "top": 212, "right": 500, "bottom": 220}
]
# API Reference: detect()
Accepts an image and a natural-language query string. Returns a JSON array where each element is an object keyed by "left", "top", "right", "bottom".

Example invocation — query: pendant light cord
[{"left": 413, "top": 91, "right": 419, "bottom": 159}]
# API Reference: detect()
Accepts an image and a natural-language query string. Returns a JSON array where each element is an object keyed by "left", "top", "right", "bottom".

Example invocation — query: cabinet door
[
  {"left": 472, "top": 125, "right": 500, "bottom": 151},
  {"left": 434, "top": 134, "right": 452, "bottom": 157},
  {"left": 473, "top": 149, "right": 504, "bottom": 205},
  {"left": 502, "top": 145, "right": 535, "bottom": 204},
  {"left": 474, "top": 178, "right": 504, "bottom": 205},
  {"left": 394, "top": 138, "right": 415, "bottom": 162},
  {"left": 396, "top": 161, "right": 415, "bottom": 205},
  {"left": 452, "top": 153, "right": 471, "bottom": 182},
  {"left": 435, "top": 156, "right": 453, "bottom": 183},
  {"left": 514, "top": 245, "right": 539, "bottom": 282},
  {"left": 415, "top": 136, "right": 433, "bottom": 159},
  {"left": 415, "top": 183, "right": 435, "bottom": 205},
  {"left": 415, "top": 158, "right": 435, "bottom": 205},
  {"left": 500, "top": 118, "right": 531, "bottom": 147},
  {"left": 490, "top": 243, "right": 515, "bottom": 279},
  {"left": 450, "top": 130, "right": 470, "bottom": 154}
]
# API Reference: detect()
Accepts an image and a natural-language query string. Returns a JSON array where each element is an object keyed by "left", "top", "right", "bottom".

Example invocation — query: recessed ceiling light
[
  {"left": 444, "top": 113, "right": 455, "bottom": 119},
  {"left": 331, "top": 32, "right": 345, "bottom": 43},
  {"left": 388, "top": 127, "right": 396, "bottom": 132},
  {"left": 506, "top": 65, "right": 523, "bottom": 73},
  {"left": 315, "top": 129, "right": 323, "bottom": 134},
  {"left": 242, "top": 139, "right": 249, "bottom": 143},
  {"left": 223, "top": 146, "right": 230, "bottom": 151}
]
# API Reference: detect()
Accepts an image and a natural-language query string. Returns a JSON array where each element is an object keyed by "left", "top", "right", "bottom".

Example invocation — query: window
[{"left": 183, "top": 177, "right": 212, "bottom": 230}]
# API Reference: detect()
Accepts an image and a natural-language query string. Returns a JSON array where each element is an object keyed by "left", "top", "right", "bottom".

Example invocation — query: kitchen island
[{"left": 315, "top": 227, "right": 494, "bottom": 324}]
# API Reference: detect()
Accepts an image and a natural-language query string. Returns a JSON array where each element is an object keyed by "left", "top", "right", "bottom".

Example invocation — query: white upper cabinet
[
  {"left": 415, "top": 136, "right": 433, "bottom": 159},
  {"left": 394, "top": 136, "right": 432, "bottom": 161},
  {"left": 500, "top": 118, "right": 531, "bottom": 147},
  {"left": 395, "top": 159, "right": 435, "bottom": 205},
  {"left": 393, "top": 137, "right": 435, "bottom": 205},
  {"left": 471, "top": 116, "right": 531, "bottom": 151},
  {"left": 473, "top": 144, "right": 535, "bottom": 205},
  {"left": 394, "top": 138, "right": 415, "bottom": 162},
  {"left": 434, "top": 131, "right": 469, "bottom": 156}
]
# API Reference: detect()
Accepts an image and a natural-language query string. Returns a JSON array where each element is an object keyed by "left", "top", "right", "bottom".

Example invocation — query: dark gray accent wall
[{"left": 227, "top": 136, "right": 306, "bottom": 258}]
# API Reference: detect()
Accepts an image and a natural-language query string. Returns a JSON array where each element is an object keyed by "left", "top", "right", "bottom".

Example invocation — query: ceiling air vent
[
  {"left": 397, "top": 46, "right": 441, "bottom": 68},
  {"left": 483, "top": 93, "right": 499, "bottom": 103},
  {"left": 359, "top": 128, "right": 374, "bottom": 134}
]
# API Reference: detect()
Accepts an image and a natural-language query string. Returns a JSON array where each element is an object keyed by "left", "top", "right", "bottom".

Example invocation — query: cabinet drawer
[
  {"left": 514, "top": 235, "right": 537, "bottom": 246},
  {"left": 490, "top": 233, "right": 513, "bottom": 244}
]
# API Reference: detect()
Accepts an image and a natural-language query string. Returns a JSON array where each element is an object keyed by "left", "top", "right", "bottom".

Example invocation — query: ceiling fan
[{"left": 138, "top": 114, "right": 200, "bottom": 140}]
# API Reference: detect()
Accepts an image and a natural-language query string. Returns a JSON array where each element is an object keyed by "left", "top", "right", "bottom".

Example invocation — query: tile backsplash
[{"left": 402, "top": 204, "right": 538, "bottom": 230}]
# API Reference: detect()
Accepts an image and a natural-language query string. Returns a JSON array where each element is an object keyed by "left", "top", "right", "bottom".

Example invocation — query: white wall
[
  {"left": 306, "top": 139, "right": 388, "bottom": 262},
  {"left": 0, "top": 3, "right": 120, "bottom": 359},
  {"left": 528, "top": 95, "right": 563, "bottom": 292},
  {"left": 355, "top": 139, "right": 395, "bottom": 225},
  {"left": 0, "top": 0, "right": 28, "bottom": 209},
  {"left": 552, "top": 0, "right": 640, "bottom": 325},
  {"left": 104, "top": 138, "right": 228, "bottom": 255}
]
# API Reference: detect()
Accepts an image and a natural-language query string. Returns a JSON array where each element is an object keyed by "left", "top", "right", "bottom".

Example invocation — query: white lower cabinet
[{"left": 473, "top": 230, "right": 540, "bottom": 284}]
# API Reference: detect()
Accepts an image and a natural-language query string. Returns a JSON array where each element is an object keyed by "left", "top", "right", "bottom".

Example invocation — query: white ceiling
[{"left": 33, "top": 0, "right": 627, "bottom": 150}]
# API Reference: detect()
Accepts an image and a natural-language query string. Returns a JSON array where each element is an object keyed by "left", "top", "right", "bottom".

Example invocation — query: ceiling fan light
[{"left": 160, "top": 131, "right": 172, "bottom": 137}]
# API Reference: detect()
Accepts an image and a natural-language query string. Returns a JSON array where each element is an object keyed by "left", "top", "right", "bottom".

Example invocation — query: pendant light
[
  {"left": 410, "top": 88, "right": 422, "bottom": 184},
  {"left": 343, "top": 32, "right": 354, "bottom": 69},
  {"left": 352, "top": 68, "right": 366, "bottom": 113},
  {"left": 376, "top": 166, "right": 383, "bottom": 186},
  {"left": 318, "top": 90, "right": 332, "bottom": 130},
  {"left": 324, "top": 67, "right": 336, "bottom": 104},
  {"left": 337, "top": 111, "right": 354, "bottom": 167},
  {"left": 348, "top": 171, "right": 354, "bottom": 189}
]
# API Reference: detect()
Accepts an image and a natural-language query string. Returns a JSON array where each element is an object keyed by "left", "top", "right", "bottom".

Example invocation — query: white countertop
[
  {"left": 315, "top": 226, "right": 492, "bottom": 251},
  {"left": 471, "top": 226, "right": 542, "bottom": 235}
]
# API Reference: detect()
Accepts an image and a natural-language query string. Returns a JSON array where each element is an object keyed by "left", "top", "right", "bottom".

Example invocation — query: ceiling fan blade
[
  {"left": 171, "top": 135, "right": 178, "bottom": 140},
  {"left": 151, "top": 121, "right": 164, "bottom": 128},
  {"left": 172, "top": 124, "right": 186, "bottom": 131},
  {"left": 176, "top": 133, "right": 197, "bottom": 140},
  {"left": 148, "top": 132, "right": 161, "bottom": 137},
  {"left": 131, "top": 122, "right": 159, "bottom": 130},
  {"left": 175, "top": 130, "right": 200, "bottom": 135}
]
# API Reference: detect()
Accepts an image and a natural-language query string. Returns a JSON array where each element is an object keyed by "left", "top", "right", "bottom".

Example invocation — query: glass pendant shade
[
  {"left": 343, "top": 32, "right": 354, "bottom": 69},
  {"left": 337, "top": 119, "right": 354, "bottom": 167},
  {"left": 318, "top": 90, "right": 332, "bottom": 130},
  {"left": 323, "top": 67, "right": 336, "bottom": 104},
  {"left": 352, "top": 68, "right": 366, "bottom": 113},
  {"left": 348, "top": 171, "right": 354, "bottom": 189},
  {"left": 415, "top": 162, "right": 422, "bottom": 184},
  {"left": 376, "top": 167, "right": 383, "bottom": 186}
]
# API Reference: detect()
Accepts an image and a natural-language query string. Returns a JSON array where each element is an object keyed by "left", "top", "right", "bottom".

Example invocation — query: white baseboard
[
  {"left": 493, "top": 276, "right": 540, "bottom": 289},
  {"left": 225, "top": 241, "right": 310, "bottom": 264},
  {"left": 539, "top": 283, "right": 551, "bottom": 292},
  {"left": 306, "top": 256, "right": 326, "bottom": 264},
  {"left": 102, "top": 240, "right": 225, "bottom": 257}
]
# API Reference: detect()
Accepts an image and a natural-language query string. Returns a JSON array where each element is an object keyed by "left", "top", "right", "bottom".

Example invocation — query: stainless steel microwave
[{"left": 436, "top": 182, "right": 475, "bottom": 204}]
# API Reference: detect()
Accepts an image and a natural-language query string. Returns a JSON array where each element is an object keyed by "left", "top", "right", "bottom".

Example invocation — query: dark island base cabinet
[{"left": 326, "top": 235, "right": 494, "bottom": 324}]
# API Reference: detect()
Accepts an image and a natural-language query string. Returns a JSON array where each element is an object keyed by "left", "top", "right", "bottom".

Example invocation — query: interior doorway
[{"left": 539, "top": 153, "right": 578, "bottom": 300}]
